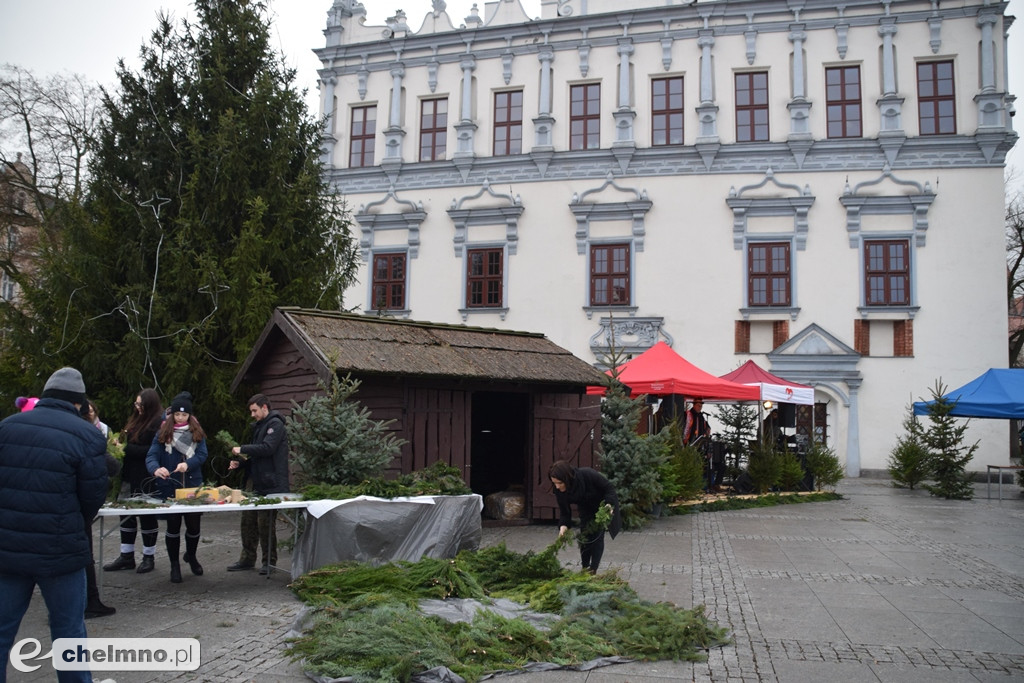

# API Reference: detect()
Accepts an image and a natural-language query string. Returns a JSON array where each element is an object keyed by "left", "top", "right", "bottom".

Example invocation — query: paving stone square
[{"left": 5, "top": 478, "right": 1024, "bottom": 681}]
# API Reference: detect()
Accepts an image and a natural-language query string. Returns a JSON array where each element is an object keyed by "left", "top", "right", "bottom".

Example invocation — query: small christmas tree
[
  {"left": 920, "top": 380, "right": 978, "bottom": 500},
  {"left": 658, "top": 420, "right": 705, "bottom": 503},
  {"left": 287, "top": 373, "right": 406, "bottom": 486},
  {"left": 713, "top": 402, "right": 758, "bottom": 477},
  {"left": 746, "top": 435, "right": 781, "bottom": 494},
  {"left": 776, "top": 450, "right": 806, "bottom": 491},
  {"left": 887, "top": 404, "right": 932, "bottom": 489},
  {"left": 599, "top": 378, "right": 665, "bottom": 529},
  {"left": 804, "top": 441, "right": 844, "bottom": 491}
]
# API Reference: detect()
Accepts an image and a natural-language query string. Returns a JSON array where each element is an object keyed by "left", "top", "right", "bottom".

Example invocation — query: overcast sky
[
  {"left": 0, "top": 0, "right": 1020, "bottom": 183},
  {"left": 0, "top": 1, "right": 525, "bottom": 112}
]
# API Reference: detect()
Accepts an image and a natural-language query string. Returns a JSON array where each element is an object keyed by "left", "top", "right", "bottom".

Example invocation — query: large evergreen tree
[{"left": 6, "top": 1, "right": 356, "bottom": 437}]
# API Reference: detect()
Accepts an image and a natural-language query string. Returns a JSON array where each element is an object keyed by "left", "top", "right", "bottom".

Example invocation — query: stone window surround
[
  {"left": 448, "top": 181, "right": 523, "bottom": 321},
  {"left": 569, "top": 173, "right": 652, "bottom": 319},
  {"left": 839, "top": 165, "right": 934, "bottom": 318}
]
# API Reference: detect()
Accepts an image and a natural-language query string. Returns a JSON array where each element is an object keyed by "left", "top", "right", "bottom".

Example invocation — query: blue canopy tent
[{"left": 913, "top": 369, "right": 1024, "bottom": 418}]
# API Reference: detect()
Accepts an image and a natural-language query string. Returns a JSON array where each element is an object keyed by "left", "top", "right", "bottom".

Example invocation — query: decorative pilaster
[
  {"left": 845, "top": 379, "right": 862, "bottom": 477},
  {"left": 532, "top": 46, "right": 555, "bottom": 150},
  {"left": 383, "top": 63, "right": 406, "bottom": 162},
  {"left": 454, "top": 54, "right": 477, "bottom": 158},
  {"left": 319, "top": 74, "right": 338, "bottom": 165},
  {"left": 1003, "top": 16, "right": 1017, "bottom": 134},
  {"left": 876, "top": 19, "right": 905, "bottom": 154},
  {"left": 787, "top": 25, "right": 812, "bottom": 139},
  {"left": 974, "top": 11, "right": 1006, "bottom": 140},
  {"left": 978, "top": 12, "right": 998, "bottom": 93},
  {"left": 612, "top": 39, "right": 636, "bottom": 145},
  {"left": 695, "top": 31, "right": 719, "bottom": 143}
]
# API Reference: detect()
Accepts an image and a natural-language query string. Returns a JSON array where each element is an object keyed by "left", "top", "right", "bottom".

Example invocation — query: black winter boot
[
  {"left": 182, "top": 533, "right": 203, "bottom": 575},
  {"left": 181, "top": 552, "right": 203, "bottom": 576},
  {"left": 166, "top": 535, "right": 182, "bottom": 583},
  {"left": 85, "top": 598, "right": 116, "bottom": 619},
  {"left": 103, "top": 552, "right": 135, "bottom": 571},
  {"left": 136, "top": 555, "right": 155, "bottom": 574}
]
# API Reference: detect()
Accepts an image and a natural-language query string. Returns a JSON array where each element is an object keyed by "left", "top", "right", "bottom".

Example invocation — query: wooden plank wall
[
  {"left": 530, "top": 392, "right": 602, "bottom": 521},
  {"left": 350, "top": 382, "right": 472, "bottom": 482},
  {"left": 407, "top": 387, "right": 471, "bottom": 479},
  {"left": 350, "top": 381, "right": 408, "bottom": 478},
  {"left": 249, "top": 340, "right": 322, "bottom": 417}
]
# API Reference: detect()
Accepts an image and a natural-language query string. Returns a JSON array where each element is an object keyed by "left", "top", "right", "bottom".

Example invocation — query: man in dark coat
[
  {"left": 0, "top": 367, "right": 108, "bottom": 682},
  {"left": 227, "top": 394, "right": 290, "bottom": 574}
]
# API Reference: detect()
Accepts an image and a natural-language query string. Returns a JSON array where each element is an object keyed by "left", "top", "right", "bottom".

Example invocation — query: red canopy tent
[
  {"left": 719, "top": 360, "right": 814, "bottom": 405},
  {"left": 588, "top": 342, "right": 761, "bottom": 401}
]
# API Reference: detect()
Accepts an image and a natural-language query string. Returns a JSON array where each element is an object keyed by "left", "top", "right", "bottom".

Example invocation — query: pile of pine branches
[{"left": 288, "top": 540, "right": 728, "bottom": 682}]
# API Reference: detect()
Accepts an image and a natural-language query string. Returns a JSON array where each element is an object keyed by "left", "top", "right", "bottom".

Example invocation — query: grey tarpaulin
[{"left": 290, "top": 494, "right": 483, "bottom": 579}]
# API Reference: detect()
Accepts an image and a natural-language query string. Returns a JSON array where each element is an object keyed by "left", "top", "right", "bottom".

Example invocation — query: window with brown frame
[
  {"left": 493, "top": 90, "right": 523, "bottom": 156},
  {"left": 371, "top": 253, "right": 406, "bottom": 311},
  {"left": 466, "top": 248, "right": 503, "bottom": 308},
  {"left": 748, "top": 242, "right": 791, "bottom": 307},
  {"left": 590, "top": 243, "right": 630, "bottom": 306},
  {"left": 652, "top": 76, "right": 684, "bottom": 146},
  {"left": 917, "top": 61, "right": 956, "bottom": 135},
  {"left": 735, "top": 72, "right": 769, "bottom": 142},
  {"left": 570, "top": 84, "right": 601, "bottom": 150},
  {"left": 825, "top": 66, "right": 862, "bottom": 138},
  {"left": 419, "top": 98, "right": 448, "bottom": 161},
  {"left": 864, "top": 239, "right": 910, "bottom": 306},
  {"left": 349, "top": 105, "right": 376, "bottom": 168}
]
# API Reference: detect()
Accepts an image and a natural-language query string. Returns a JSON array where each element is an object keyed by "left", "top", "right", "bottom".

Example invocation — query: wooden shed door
[
  {"left": 529, "top": 393, "right": 602, "bottom": 521},
  {"left": 405, "top": 388, "right": 472, "bottom": 477}
]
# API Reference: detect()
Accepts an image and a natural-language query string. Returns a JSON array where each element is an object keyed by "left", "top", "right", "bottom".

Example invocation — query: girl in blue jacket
[{"left": 146, "top": 391, "right": 208, "bottom": 583}]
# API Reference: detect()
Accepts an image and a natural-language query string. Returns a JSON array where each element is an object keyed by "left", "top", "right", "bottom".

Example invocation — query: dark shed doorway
[{"left": 470, "top": 391, "right": 529, "bottom": 498}]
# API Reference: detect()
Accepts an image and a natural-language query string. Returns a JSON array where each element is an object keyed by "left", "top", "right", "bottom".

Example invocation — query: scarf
[{"left": 166, "top": 423, "right": 196, "bottom": 461}]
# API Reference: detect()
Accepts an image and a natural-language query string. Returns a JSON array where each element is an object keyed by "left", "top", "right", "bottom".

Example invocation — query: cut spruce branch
[{"left": 288, "top": 542, "right": 728, "bottom": 682}]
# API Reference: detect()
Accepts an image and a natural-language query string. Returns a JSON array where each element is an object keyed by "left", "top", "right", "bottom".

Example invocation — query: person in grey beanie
[{"left": 0, "top": 367, "right": 109, "bottom": 682}]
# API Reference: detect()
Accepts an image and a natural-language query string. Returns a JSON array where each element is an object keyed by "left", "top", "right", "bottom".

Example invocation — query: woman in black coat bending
[{"left": 548, "top": 459, "right": 622, "bottom": 573}]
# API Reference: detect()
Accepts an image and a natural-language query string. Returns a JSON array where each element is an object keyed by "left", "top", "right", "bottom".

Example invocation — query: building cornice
[
  {"left": 316, "top": 0, "right": 1008, "bottom": 77},
  {"left": 324, "top": 134, "right": 1014, "bottom": 195}
]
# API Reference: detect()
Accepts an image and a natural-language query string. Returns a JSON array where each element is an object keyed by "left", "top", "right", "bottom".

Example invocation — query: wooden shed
[{"left": 231, "top": 308, "right": 607, "bottom": 522}]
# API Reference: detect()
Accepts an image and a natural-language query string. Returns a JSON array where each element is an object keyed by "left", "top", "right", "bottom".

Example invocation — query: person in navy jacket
[
  {"left": 0, "top": 367, "right": 108, "bottom": 683},
  {"left": 147, "top": 391, "right": 208, "bottom": 584}
]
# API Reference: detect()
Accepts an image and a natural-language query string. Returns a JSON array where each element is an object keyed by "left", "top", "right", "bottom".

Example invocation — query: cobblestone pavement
[{"left": 7, "top": 478, "right": 1024, "bottom": 682}]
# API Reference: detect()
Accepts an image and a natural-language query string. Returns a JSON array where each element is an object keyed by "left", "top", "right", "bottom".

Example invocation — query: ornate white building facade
[{"left": 315, "top": 0, "right": 1018, "bottom": 475}]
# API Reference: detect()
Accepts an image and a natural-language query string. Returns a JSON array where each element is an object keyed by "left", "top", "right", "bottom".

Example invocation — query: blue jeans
[{"left": 0, "top": 569, "right": 92, "bottom": 683}]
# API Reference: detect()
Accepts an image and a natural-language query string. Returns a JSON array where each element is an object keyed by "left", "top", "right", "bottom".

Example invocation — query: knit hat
[
  {"left": 15, "top": 396, "right": 39, "bottom": 412},
  {"left": 41, "top": 367, "right": 87, "bottom": 405},
  {"left": 170, "top": 391, "right": 194, "bottom": 415}
]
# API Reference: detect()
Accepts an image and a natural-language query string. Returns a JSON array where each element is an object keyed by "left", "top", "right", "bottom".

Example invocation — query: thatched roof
[{"left": 233, "top": 308, "right": 607, "bottom": 390}]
